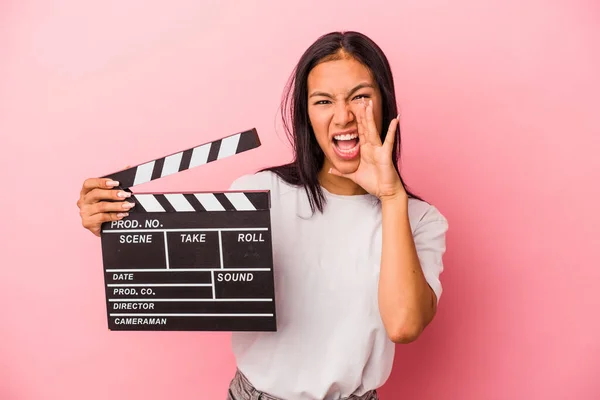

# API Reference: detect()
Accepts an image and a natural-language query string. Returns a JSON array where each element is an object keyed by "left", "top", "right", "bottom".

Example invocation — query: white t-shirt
[{"left": 228, "top": 170, "right": 448, "bottom": 400}]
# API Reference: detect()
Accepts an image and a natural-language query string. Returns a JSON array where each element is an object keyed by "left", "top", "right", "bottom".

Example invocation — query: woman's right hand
[{"left": 77, "top": 178, "right": 135, "bottom": 236}]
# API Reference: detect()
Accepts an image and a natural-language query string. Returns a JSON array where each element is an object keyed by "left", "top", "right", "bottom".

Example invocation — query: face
[{"left": 307, "top": 56, "right": 383, "bottom": 176}]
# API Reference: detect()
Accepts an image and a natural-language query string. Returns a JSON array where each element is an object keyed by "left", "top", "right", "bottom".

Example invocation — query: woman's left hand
[{"left": 329, "top": 99, "right": 407, "bottom": 201}]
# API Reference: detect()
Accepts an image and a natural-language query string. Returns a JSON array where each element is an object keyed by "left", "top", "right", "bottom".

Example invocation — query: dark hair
[{"left": 262, "top": 31, "right": 424, "bottom": 213}]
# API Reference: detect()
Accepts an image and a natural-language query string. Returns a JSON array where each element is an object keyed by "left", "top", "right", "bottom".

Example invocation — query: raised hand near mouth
[{"left": 329, "top": 99, "right": 407, "bottom": 202}]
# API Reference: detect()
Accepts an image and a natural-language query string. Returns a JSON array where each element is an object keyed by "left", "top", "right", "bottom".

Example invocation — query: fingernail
[
  {"left": 122, "top": 202, "right": 134, "bottom": 209},
  {"left": 396, "top": 114, "right": 400, "bottom": 120},
  {"left": 328, "top": 168, "right": 332, "bottom": 173},
  {"left": 369, "top": 99, "right": 373, "bottom": 107},
  {"left": 117, "top": 191, "right": 131, "bottom": 198},
  {"left": 117, "top": 212, "right": 129, "bottom": 218},
  {"left": 106, "top": 180, "right": 119, "bottom": 187}
]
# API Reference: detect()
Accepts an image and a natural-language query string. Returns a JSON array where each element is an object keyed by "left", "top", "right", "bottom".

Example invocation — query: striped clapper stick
[{"left": 98, "top": 128, "right": 277, "bottom": 332}]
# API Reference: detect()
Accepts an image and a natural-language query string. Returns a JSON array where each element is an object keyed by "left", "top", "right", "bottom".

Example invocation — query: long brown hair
[{"left": 263, "top": 31, "right": 424, "bottom": 213}]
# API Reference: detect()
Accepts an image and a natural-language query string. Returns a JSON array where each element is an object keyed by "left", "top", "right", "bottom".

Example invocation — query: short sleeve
[
  {"left": 413, "top": 205, "right": 449, "bottom": 304},
  {"left": 228, "top": 174, "right": 258, "bottom": 191},
  {"left": 228, "top": 171, "right": 273, "bottom": 191}
]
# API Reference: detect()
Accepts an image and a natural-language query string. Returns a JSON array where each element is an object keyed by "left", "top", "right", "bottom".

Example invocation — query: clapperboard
[{"left": 98, "top": 128, "right": 276, "bottom": 332}]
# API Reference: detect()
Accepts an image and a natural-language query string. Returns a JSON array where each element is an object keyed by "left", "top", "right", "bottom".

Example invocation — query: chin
[
  {"left": 333, "top": 161, "right": 359, "bottom": 175},
  {"left": 327, "top": 152, "right": 360, "bottom": 176}
]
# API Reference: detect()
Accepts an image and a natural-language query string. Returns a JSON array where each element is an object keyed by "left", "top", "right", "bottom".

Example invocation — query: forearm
[{"left": 378, "top": 194, "right": 436, "bottom": 343}]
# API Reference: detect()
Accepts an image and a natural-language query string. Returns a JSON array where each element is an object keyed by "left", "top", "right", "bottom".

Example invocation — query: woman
[{"left": 77, "top": 31, "right": 448, "bottom": 400}]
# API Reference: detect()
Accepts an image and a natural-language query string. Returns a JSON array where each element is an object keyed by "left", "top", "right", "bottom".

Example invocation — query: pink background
[{"left": 1, "top": 1, "right": 599, "bottom": 399}]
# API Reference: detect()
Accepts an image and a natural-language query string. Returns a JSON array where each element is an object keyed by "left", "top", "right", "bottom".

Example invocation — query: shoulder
[
  {"left": 407, "top": 197, "right": 449, "bottom": 234},
  {"left": 228, "top": 170, "right": 275, "bottom": 191},
  {"left": 228, "top": 170, "right": 297, "bottom": 197}
]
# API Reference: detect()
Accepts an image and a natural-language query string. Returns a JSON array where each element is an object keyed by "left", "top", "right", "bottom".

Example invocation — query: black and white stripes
[
  {"left": 103, "top": 128, "right": 260, "bottom": 190},
  {"left": 130, "top": 191, "right": 270, "bottom": 213}
]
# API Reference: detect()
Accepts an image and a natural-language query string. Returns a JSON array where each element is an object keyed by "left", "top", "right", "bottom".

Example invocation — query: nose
[{"left": 332, "top": 100, "right": 355, "bottom": 127}]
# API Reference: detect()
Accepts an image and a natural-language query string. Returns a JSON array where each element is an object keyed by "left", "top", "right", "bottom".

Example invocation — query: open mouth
[{"left": 332, "top": 132, "right": 360, "bottom": 160}]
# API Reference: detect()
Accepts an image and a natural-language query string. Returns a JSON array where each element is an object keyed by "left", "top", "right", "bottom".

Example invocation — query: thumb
[{"left": 328, "top": 167, "right": 354, "bottom": 180}]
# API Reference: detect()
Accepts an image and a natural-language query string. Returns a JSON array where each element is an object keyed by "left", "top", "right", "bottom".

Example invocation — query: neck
[{"left": 318, "top": 164, "right": 367, "bottom": 196}]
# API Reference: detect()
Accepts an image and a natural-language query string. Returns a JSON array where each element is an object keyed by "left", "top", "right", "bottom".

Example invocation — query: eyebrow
[{"left": 309, "top": 82, "right": 375, "bottom": 99}]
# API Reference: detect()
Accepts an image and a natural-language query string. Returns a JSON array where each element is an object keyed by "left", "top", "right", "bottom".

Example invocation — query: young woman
[{"left": 77, "top": 31, "right": 448, "bottom": 400}]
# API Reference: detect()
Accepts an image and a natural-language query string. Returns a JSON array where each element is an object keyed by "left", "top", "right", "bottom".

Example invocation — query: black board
[{"left": 98, "top": 129, "right": 277, "bottom": 331}]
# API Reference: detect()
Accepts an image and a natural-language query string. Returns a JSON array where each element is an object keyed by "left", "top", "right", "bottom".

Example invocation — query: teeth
[
  {"left": 333, "top": 133, "right": 358, "bottom": 141},
  {"left": 338, "top": 145, "right": 358, "bottom": 153}
]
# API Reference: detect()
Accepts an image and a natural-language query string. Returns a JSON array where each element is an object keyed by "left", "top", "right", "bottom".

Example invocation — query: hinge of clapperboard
[{"left": 99, "top": 128, "right": 269, "bottom": 213}]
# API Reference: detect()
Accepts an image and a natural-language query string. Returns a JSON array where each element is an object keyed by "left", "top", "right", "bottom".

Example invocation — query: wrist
[{"left": 380, "top": 191, "right": 408, "bottom": 207}]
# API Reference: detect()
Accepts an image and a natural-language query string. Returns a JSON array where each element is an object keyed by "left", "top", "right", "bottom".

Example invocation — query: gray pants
[{"left": 227, "top": 369, "right": 379, "bottom": 400}]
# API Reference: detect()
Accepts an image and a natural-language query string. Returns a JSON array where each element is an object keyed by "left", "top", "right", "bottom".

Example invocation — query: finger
[
  {"left": 356, "top": 102, "right": 367, "bottom": 146},
  {"left": 357, "top": 99, "right": 373, "bottom": 145},
  {"left": 85, "top": 200, "right": 135, "bottom": 217},
  {"left": 366, "top": 99, "right": 382, "bottom": 146},
  {"left": 84, "top": 187, "right": 131, "bottom": 204},
  {"left": 328, "top": 167, "right": 356, "bottom": 181},
  {"left": 384, "top": 114, "right": 400, "bottom": 150},
  {"left": 80, "top": 177, "right": 120, "bottom": 197}
]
